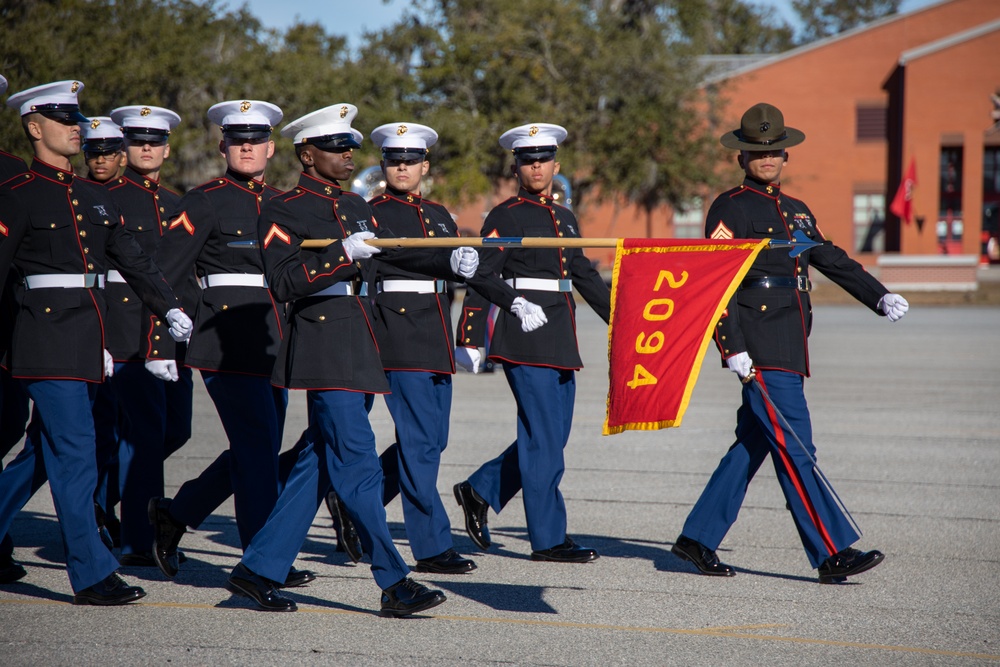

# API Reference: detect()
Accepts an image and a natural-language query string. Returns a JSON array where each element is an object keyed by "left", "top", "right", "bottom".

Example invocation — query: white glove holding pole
[
  {"left": 165, "top": 308, "right": 193, "bottom": 343},
  {"left": 103, "top": 349, "right": 114, "bottom": 378},
  {"left": 510, "top": 296, "right": 548, "bottom": 333},
  {"left": 342, "top": 232, "right": 380, "bottom": 262},
  {"left": 145, "top": 359, "right": 180, "bottom": 382},
  {"left": 878, "top": 293, "right": 909, "bottom": 322},
  {"left": 450, "top": 247, "right": 479, "bottom": 279},
  {"left": 454, "top": 346, "right": 482, "bottom": 374},
  {"left": 726, "top": 351, "right": 754, "bottom": 380}
]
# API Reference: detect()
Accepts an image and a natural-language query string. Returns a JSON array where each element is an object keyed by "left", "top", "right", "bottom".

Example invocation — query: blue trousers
[
  {"left": 681, "top": 369, "right": 861, "bottom": 568},
  {"left": 0, "top": 380, "right": 120, "bottom": 592},
  {"left": 0, "top": 367, "right": 30, "bottom": 558},
  {"left": 242, "top": 390, "right": 410, "bottom": 591},
  {"left": 91, "top": 380, "right": 121, "bottom": 516},
  {"left": 468, "top": 363, "right": 575, "bottom": 552},
  {"left": 169, "top": 371, "right": 283, "bottom": 550},
  {"left": 112, "top": 361, "right": 193, "bottom": 555},
  {"left": 379, "top": 371, "right": 453, "bottom": 561}
]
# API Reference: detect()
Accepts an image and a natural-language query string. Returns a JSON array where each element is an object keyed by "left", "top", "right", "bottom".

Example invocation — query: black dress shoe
[
  {"left": 72, "top": 572, "right": 146, "bottom": 606},
  {"left": 0, "top": 554, "right": 27, "bottom": 584},
  {"left": 226, "top": 563, "right": 297, "bottom": 612},
  {"left": 414, "top": 548, "right": 477, "bottom": 574},
  {"left": 453, "top": 481, "right": 490, "bottom": 550},
  {"left": 326, "top": 491, "right": 363, "bottom": 563},
  {"left": 148, "top": 497, "right": 187, "bottom": 578},
  {"left": 671, "top": 535, "right": 735, "bottom": 577},
  {"left": 280, "top": 566, "right": 316, "bottom": 588},
  {"left": 818, "top": 547, "right": 885, "bottom": 584},
  {"left": 530, "top": 537, "right": 599, "bottom": 563},
  {"left": 380, "top": 577, "right": 446, "bottom": 617},
  {"left": 119, "top": 552, "right": 157, "bottom": 567}
]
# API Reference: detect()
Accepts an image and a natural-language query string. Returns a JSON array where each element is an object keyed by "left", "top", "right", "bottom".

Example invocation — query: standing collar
[
  {"left": 123, "top": 167, "right": 159, "bottom": 191},
  {"left": 516, "top": 187, "right": 556, "bottom": 207},
  {"left": 741, "top": 176, "right": 781, "bottom": 198},
  {"left": 384, "top": 186, "right": 421, "bottom": 206},
  {"left": 30, "top": 157, "right": 75, "bottom": 184},
  {"left": 294, "top": 171, "right": 342, "bottom": 198}
]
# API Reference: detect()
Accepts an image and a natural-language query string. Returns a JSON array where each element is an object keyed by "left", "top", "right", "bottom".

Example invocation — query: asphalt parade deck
[{"left": 1, "top": 300, "right": 997, "bottom": 666}]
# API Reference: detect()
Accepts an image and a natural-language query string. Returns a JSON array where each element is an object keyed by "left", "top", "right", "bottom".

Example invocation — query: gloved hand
[
  {"left": 878, "top": 293, "right": 909, "bottom": 322},
  {"left": 454, "top": 346, "right": 482, "bottom": 374},
  {"left": 450, "top": 247, "right": 479, "bottom": 279},
  {"left": 145, "top": 359, "right": 180, "bottom": 382},
  {"left": 510, "top": 296, "right": 548, "bottom": 333},
  {"left": 165, "top": 308, "right": 193, "bottom": 343},
  {"left": 103, "top": 349, "right": 114, "bottom": 378},
  {"left": 342, "top": 232, "right": 380, "bottom": 262},
  {"left": 726, "top": 351, "right": 754, "bottom": 379}
]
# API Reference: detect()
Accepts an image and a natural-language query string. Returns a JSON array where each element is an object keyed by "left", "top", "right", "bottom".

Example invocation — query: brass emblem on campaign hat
[
  {"left": 397, "top": 124, "right": 408, "bottom": 135},
  {"left": 240, "top": 100, "right": 252, "bottom": 113},
  {"left": 529, "top": 126, "right": 539, "bottom": 137},
  {"left": 90, "top": 118, "right": 101, "bottom": 129},
  {"left": 340, "top": 105, "right": 348, "bottom": 118},
  {"left": 70, "top": 81, "right": 80, "bottom": 93},
  {"left": 720, "top": 102, "right": 805, "bottom": 151},
  {"left": 141, "top": 106, "right": 152, "bottom": 116}
]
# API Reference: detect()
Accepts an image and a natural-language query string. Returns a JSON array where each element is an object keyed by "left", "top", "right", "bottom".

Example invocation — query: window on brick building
[
  {"left": 853, "top": 191, "right": 885, "bottom": 253},
  {"left": 672, "top": 197, "right": 704, "bottom": 239},
  {"left": 938, "top": 146, "right": 963, "bottom": 252},
  {"left": 855, "top": 105, "right": 886, "bottom": 142}
]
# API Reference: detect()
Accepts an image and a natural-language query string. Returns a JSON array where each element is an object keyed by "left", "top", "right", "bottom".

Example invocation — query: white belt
[
  {"left": 505, "top": 277, "right": 572, "bottom": 292},
  {"left": 379, "top": 279, "right": 446, "bottom": 294},
  {"left": 24, "top": 273, "right": 105, "bottom": 289},
  {"left": 311, "top": 282, "right": 366, "bottom": 297},
  {"left": 106, "top": 269, "right": 127, "bottom": 284},
  {"left": 198, "top": 273, "right": 268, "bottom": 289}
]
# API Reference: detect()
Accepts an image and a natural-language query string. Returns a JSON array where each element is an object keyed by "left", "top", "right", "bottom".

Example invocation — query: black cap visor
[
  {"left": 382, "top": 147, "right": 427, "bottom": 162},
  {"left": 300, "top": 133, "right": 361, "bottom": 151},
  {"left": 513, "top": 145, "right": 557, "bottom": 162},
  {"left": 123, "top": 127, "right": 170, "bottom": 143},
  {"left": 222, "top": 124, "right": 272, "bottom": 140},
  {"left": 83, "top": 139, "right": 124, "bottom": 155},
  {"left": 33, "top": 104, "right": 89, "bottom": 123}
]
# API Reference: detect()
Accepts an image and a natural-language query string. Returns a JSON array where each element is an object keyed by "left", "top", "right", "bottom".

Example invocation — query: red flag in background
[
  {"left": 604, "top": 238, "right": 768, "bottom": 434},
  {"left": 890, "top": 158, "right": 917, "bottom": 224}
]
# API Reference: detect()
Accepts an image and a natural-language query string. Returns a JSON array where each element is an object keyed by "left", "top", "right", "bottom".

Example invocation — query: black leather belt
[{"left": 740, "top": 275, "right": 812, "bottom": 292}]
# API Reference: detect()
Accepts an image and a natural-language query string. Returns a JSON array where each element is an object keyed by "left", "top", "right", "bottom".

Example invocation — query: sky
[{"left": 232, "top": 0, "right": 945, "bottom": 46}]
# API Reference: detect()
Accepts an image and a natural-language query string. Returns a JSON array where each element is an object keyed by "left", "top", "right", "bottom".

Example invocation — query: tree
[
  {"left": 669, "top": 0, "right": 795, "bottom": 55},
  {"left": 792, "top": 0, "right": 901, "bottom": 42}
]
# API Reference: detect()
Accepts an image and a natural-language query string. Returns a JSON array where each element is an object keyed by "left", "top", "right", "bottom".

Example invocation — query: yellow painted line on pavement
[{"left": 2, "top": 597, "right": 997, "bottom": 661}]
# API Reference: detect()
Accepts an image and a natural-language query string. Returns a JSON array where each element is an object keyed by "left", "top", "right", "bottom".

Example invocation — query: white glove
[
  {"left": 726, "top": 351, "right": 754, "bottom": 379},
  {"left": 510, "top": 296, "right": 548, "bottom": 333},
  {"left": 342, "top": 232, "right": 380, "bottom": 262},
  {"left": 103, "top": 349, "right": 114, "bottom": 378},
  {"left": 145, "top": 359, "right": 180, "bottom": 382},
  {"left": 165, "top": 308, "right": 193, "bottom": 343},
  {"left": 454, "top": 346, "right": 482, "bottom": 374},
  {"left": 878, "top": 293, "right": 909, "bottom": 322},
  {"left": 450, "top": 247, "right": 479, "bottom": 279}
]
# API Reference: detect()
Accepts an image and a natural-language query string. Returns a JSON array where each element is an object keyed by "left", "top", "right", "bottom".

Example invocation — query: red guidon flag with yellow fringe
[{"left": 604, "top": 238, "right": 769, "bottom": 434}]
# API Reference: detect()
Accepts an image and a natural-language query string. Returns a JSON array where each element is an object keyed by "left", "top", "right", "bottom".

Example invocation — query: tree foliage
[
  {"left": 0, "top": 0, "right": 799, "bottom": 216},
  {"left": 792, "top": 0, "right": 901, "bottom": 42}
]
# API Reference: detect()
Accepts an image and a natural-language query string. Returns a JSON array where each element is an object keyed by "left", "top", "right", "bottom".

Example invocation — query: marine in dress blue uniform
[
  {"left": 453, "top": 123, "right": 609, "bottom": 562},
  {"left": 0, "top": 73, "right": 32, "bottom": 584},
  {"left": 670, "top": 103, "right": 909, "bottom": 584},
  {"left": 101, "top": 105, "right": 194, "bottom": 564},
  {"left": 145, "top": 100, "right": 292, "bottom": 572},
  {"left": 229, "top": 104, "right": 456, "bottom": 616},
  {"left": 80, "top": 115, "right": 128, "bottom": 543},
  {"left": 367, "top": 122, "right": 541, "bottom": 574},
  {"left": 0, "top": 80, "right": 192, "bottom": 604}
]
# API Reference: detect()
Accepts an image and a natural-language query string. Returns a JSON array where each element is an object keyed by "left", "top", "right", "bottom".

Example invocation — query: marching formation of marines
[{"left": 0, "top": 76, "right": 909, "bottom": 615}]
